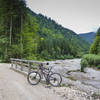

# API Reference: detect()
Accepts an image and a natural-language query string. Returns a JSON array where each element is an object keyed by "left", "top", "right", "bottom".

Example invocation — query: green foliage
[
  {"left": 0, "top": 1, "right": 90, "bottom": 62},
  {"left": 0, "top": 0, "right": 27, "bottom": 61},
  {"left": 81, "top": 54, "right": 100, "bottom": 70},
  {"left": 96, "top": 28, "right": 100, "bottom": 36},
  {"left": 63, "top": 55, "right": 74, "bottom": 59},
  {"left": 90, "top": 28, "right": 100, "bottom": 55},
  {"left": 22, "top": 17, "right": 39, "bottom": 59},
  {"left": 86, "top": 28, "right": 100, "bottom": 70},
  {"left": 2, "top": 44, "right": 22, "bottom": 62},
  {"left": 90, "top": 36, "right": 100, "bottom": 54},
  {"left": 81, "top": 58, "right": 88, "bottom": 72},
  {"left": 8, "top": 45, "right": 22, "bottom": 58},
  {"left": 83, "top": 54, "right": 95, "bottom": 66}
]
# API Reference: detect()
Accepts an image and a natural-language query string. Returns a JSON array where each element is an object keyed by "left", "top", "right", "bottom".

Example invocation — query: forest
[
  {"left": 81, "top": 28, "right": 100, "bottom": 71},
  {"left": 0, "top": 0, "right": 90, "bottom": 62}
]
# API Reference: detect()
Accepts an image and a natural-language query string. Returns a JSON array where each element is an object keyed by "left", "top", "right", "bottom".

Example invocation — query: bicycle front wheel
[
  {"left": 27, "top": 71, "right": 41, "bottom": 85},
  {"left": 49, "top": 73, "right": 62, "bottom": 87}
]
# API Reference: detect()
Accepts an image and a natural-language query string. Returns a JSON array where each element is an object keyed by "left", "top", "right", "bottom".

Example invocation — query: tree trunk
[
  {"left": 10, "top": 15, "right": 12, "bottom": 46},
  {"left": 20, "top": 15, "right": 23, "bottom": 58}
]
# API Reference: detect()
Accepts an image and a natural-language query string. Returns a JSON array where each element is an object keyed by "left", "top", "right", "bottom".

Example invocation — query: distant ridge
[{"left": 79, "top": 32, "right": 96, "bottom": 44}]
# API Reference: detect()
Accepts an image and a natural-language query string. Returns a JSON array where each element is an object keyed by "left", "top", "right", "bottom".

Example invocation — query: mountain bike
[{"left": 27, "top": 63, "right": 62, "bottom": 87}]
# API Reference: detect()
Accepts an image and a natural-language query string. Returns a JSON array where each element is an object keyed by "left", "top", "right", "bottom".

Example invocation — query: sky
[{"left": 26, "top": 0, "right": 100, "bottom": 34}]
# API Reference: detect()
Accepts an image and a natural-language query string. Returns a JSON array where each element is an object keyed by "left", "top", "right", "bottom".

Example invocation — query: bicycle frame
[{"left": 38, "top": 65, "right": 53, "bottom": 83}]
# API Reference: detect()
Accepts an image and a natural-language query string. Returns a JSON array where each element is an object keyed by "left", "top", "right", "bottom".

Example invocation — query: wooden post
[
  {"left": 20, "top": 62, "right": 23, "bottom": 71},
  {"left": 28, "top": 62, "right": 31, "bottom": 73},
  {"left": 15, "top": 61, "right": 17, "bottom": 69},
  {"left": 11, "top": 61, "right": 13, "bottom": 68}
]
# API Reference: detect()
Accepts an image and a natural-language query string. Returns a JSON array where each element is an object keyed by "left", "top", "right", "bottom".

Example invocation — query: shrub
[
  {"left": 81, "top": 54, "right": 100, "bottom": 70},
  {"left": 83, "top": 54, "right": 95, "bottom": 66},
  {"left": 81, "top": 58, "right": 88, "bottom": 72},
  {"left": 64, "top": 54, "right": 74, "bottom": 59},
  {"left": 94, "top": 56, "right": 100, "bottom": 66}
]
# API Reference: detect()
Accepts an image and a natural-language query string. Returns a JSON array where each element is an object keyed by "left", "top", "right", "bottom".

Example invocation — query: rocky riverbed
[{"left": 45, "top": 59, "right": 100, "bottom": 99}]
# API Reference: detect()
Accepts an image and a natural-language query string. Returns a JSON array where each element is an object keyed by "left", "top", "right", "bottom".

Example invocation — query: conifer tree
[{"left": 90, "top": 28, "right": 100, "bottom": 55}]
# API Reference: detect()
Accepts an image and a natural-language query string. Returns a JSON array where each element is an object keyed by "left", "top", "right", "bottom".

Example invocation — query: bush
[
  {"left": 81, "top": 54, "right": 100, "bottom": 70},
  {"left": 64, "top": 55, "right": 74, "bottom": 59},
  {"left": 94, "top": 56, "right": 100, "bottom": 66},
  {"left": 81, "top": 59, "right": 88, "bottom": 72},
  {"left": 83, "top": 54, "right": 95, "bottom": 66}
]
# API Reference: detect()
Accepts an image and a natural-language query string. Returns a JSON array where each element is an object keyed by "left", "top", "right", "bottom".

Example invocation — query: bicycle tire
[
  {"left": 27, "top": 71, "right": 41, "bottom": 85},
  {"left": 49, "top": 73, "right": 62, "bottom": 87}
]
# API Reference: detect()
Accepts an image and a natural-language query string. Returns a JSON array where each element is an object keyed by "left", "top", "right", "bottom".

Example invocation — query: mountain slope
[
  {"left": 79, "top": 32, "right": 96, "bottom": 44},
  {"left": 26, "top": 8, "right": 90, "bottom": 59}
]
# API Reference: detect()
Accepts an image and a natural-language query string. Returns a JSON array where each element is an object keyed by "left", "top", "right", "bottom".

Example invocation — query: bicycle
[{"left": 27, "top": 63, "right": 62, "bottom": 87}]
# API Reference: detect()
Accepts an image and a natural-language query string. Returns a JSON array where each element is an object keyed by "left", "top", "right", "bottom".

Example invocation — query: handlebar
[{"left": 38, "top": 63, "right": 52, "bottom": 71}]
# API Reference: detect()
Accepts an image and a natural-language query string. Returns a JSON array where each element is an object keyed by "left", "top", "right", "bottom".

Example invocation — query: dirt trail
[{"left": 0, "top": 64, "right": 63, "bottom": 100}]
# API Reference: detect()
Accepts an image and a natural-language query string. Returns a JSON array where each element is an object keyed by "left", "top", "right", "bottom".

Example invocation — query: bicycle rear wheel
[
  {"left": 49, "top": 73, "right": 62, "bottom": 87},
  {"left": 27, "top": 71, "right": 41, "bottom": 85}
]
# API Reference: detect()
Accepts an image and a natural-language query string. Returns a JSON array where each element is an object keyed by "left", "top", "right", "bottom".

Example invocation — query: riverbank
[{"left": 45, "top": 59, "right": 100, "bottom": 99}]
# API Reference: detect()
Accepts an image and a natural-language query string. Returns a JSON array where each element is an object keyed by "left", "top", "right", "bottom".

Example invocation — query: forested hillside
[
  {"left": 90, "top": 28, "right": 100, "bottom": 54},
  {"left": 81, "top": 28, "right": 100, "bottom": 71},
  {"left": 0, "top": 0, "right": 90, "bottom": 62},
  {"left": 79, "top": 32, "right": 96, "bottom": 44}
]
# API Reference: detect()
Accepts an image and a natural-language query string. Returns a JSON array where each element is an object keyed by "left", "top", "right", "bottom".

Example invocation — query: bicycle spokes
[
  {"left": 27, "top": 71, "right": 41, "bottom": 85},
  {"left": 49, "top": 73, "right": 62, "bottom": 87}
]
